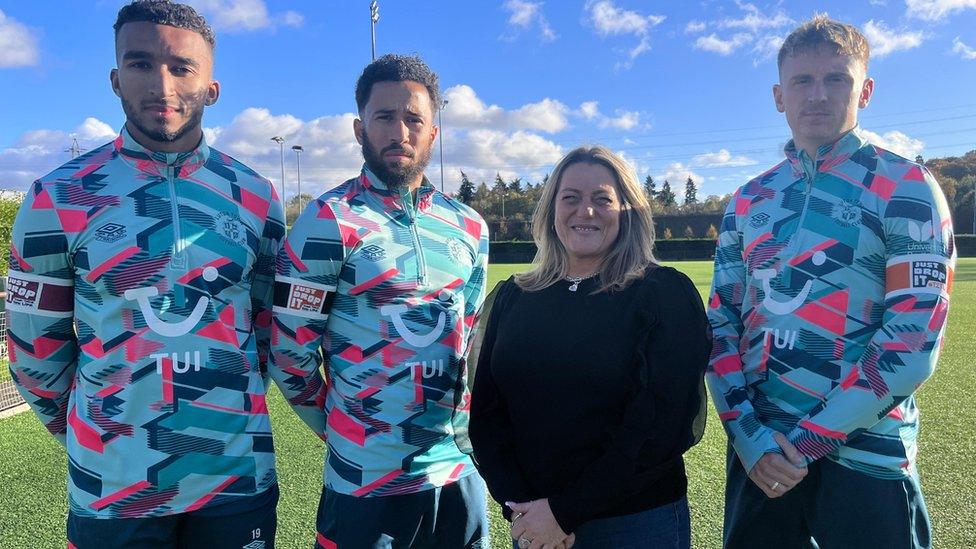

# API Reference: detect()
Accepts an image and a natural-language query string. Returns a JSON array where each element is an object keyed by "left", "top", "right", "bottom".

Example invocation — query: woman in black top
[{"left": 469, "top": 146, "right": 709, "bottom": 549}]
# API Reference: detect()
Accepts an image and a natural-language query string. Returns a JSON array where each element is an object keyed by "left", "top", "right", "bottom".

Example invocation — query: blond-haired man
[{"left": 707, "top": 15, "right": 954, "bottom": 548}]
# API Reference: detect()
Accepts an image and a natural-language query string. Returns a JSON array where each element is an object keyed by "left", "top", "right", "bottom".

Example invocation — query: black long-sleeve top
[{"left": 468, "top": 265, "right": 710, "bottom": 534}]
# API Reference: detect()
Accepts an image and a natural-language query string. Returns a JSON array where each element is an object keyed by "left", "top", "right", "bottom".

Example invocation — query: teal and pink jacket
[
  {"left": 706, "top": 129, "right": 955, "bottom": 479},
  {"left": 269, "top": 166, "right": 489, "bottom": 497},
  {"left": 7, "top": 128, "right": 285, "bottom": 517}
]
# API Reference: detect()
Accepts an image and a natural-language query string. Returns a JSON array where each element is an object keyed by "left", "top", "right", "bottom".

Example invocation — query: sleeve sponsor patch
[
  {"left": 273, "top": 276, "right": 336, "bottom": 320},
  {"left": 5, "top": 271, "right": 74, "bottom": 317},
  {"left": 885, "top": 254, "right": 953, "bottom": 296}
]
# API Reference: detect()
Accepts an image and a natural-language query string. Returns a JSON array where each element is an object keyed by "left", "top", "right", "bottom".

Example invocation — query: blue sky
[{"left": 1, "top": 0, "right": 974, "bottom": 200}]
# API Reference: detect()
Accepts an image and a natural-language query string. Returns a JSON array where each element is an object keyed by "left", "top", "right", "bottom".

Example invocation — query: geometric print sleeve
[
  {"left": 460, "top": 217, "right": 489, "bottom": 360},
  {"left": 785, "top": 169, "right": 956, "bottom": 464},
  {"left": 706, "top": 190, "right": 784, "bottom": 472},
  {"left": 6, "top": 180, "right": 80, "bottom": 445},
  {"left": 269, "top": 198, "right": 343, "bottom": 439},
  {"left": 251, "top": 187, "right": 286, "bottom": 378}
]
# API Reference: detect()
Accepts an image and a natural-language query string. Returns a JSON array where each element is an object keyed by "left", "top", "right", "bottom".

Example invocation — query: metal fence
[{"left": 0, "top": 310, "right": 27, "bottom": 415}]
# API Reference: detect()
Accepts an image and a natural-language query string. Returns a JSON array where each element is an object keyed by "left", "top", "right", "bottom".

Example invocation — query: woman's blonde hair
[{"left": 515, "top": 145, "right": 656, "bottom": 293}]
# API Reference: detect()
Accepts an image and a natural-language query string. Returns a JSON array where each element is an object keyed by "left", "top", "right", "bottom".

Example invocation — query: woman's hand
[{"left": 508, "top": 499, "right": 575, "bottom": 548}]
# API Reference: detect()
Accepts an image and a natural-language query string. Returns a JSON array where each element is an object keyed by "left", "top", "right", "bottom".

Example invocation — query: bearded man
[{"left": 269, "top": 54, "right": 490, "bottom": 549}]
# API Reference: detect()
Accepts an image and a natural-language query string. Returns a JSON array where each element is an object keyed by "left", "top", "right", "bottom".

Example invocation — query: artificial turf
[{"left": 1, "top": 259, "right": 973, "bottom": 548}]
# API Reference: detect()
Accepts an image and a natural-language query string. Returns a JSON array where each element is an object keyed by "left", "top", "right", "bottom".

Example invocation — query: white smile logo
[
  {"left": 755, "top": 251, "right": 826, "bottom": 315},
  {"left": 125, "top": 266, "right": 218, "bottom": 337},
  {"left": 380, "top": 302, "right": 446, "bottom": 348}
]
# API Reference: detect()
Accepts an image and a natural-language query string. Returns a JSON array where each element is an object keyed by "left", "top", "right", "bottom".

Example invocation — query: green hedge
[
  {"left": 488, "top": 236, "right": 976, "bottom": 264},
  {"left": 957, "top": 234, "right": 975, "bottom": 257},
  {"left": 488, "top": 239, "right": 719, "bottom": 263}
]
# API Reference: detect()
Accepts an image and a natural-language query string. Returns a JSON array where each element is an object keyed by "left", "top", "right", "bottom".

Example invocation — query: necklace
[{"left": 565, "top": 272, "right": 597, "bottom": 292}]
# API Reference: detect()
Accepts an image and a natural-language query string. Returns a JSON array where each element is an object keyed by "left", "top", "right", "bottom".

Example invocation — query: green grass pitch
[{"left": 1, "top": 259, "right": 973, "bottom": 548}]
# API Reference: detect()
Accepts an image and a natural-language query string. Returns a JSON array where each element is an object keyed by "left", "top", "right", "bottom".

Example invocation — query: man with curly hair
[{"left": 270, "top": 54, "right": 490, "bottom": 548}]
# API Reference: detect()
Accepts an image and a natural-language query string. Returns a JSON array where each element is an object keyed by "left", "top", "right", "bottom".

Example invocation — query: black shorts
[
  {"left": 67, "top": 484, "right": 279, "bottom": 549},
  {"left": 315, "top": 474, "right": 488, "bottom": 549}
]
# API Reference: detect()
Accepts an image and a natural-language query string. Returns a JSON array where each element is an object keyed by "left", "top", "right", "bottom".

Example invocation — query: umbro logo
[
  {"left": 95, "top": 222, "right": 126, "bottom": 243},
  {"left": 360, "top": 244, "right": 386, "bottom": 261},
  {"left": 749, "top": 213, "right": 770, "bottom": 229}
]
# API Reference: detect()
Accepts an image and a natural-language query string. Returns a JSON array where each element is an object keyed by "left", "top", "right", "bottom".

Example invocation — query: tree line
[
  {"left": 922, "top": 150, "right": 976, "bottom": 235},
  {"left": 455, "top": 172, "right": 731, "bottom": 241}
]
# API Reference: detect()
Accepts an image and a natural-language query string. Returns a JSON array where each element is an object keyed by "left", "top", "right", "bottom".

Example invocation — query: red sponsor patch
[
  {"left": 6, "top": 274, "right": 73, "bottom": 315},
  {"left": 7, "top": 277, "right": 40, "bottom": 308},
  {"left": 886, "top": 259, "right": 951, "bottom": 294},
  {"left": 288, "top": 284, "right": 326, "bottom": 313}
]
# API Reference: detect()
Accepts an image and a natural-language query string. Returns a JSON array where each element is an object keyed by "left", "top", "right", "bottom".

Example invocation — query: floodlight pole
[
  {"left": 271, "top": 136, "right": 285, "bottom": 206},
  {"left": 370, "top": 1, "right": 379, "bottom": 61},
  {"left": 292, "top": 145, "right": 304, "bottom": 214},
  {"left": 438, "top": 99, "right": 448, "bottom": 193}
]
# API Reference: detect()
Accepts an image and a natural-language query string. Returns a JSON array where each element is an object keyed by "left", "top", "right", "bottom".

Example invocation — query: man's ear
[
  {"left": 110, "top": 68, "right": 121, "bottom": 98},
  {"left": 773, "top": 83, "right": 785, "bottom": 113},
  {"left": 429, "top": 123, "right": 439, "bottom": 147},
  {"left": 353, "top": 118, "right": 365, "bottom": 145},
  {"left": 205, "top": 80, "right": 220, "bottom": 106},
  {"left": 858, "top": 77, "right": 874, "bottom": 109}
]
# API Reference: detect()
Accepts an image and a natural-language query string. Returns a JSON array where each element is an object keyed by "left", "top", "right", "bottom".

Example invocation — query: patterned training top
[
  {"left": 271, "top": 166, "right": 489, "bottom": 496},
  {"left": 7, "top": 128, "right": 285, "bottom": 517},
  {"left": 706, "top": 129, "right": 955, "bottom": 479}
]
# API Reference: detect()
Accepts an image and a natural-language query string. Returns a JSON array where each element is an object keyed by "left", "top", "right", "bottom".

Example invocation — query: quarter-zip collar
[
  {"left": 358, "top": 164, "right": 436, "bottom": 218},
  {"left": 784, "top": 127, "right": 867, "bottom": 181},
  {"left": 112, "top": 126, "right": 210, "bottom": 178}
]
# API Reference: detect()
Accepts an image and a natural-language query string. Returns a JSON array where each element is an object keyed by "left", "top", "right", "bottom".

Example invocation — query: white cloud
[
  {"left": 751, "top": 34, "right": 785, "bottom": 65},
  {"left": 0, "top": 9, "right": 39, "bottom": 68},
  {"left": 685, "top": 20, "right": 707, "bottom": 33},
  {"left": 211, "top": 107, "right": 567, "bottom": 195},
  {"left": 860, "top": 129, "right": 925, "bottom": 159},
  {"left": 952, "top": 36, "right": 976, "bottom": 59},
  {"left": 573, "top": 101, "right": 645, "bottom": 131},
  {"left": 692, "top": 149, "right": 758, "bottom": 168},
  {"left": 587, "top": 0, "right": 665, "bottom": 36},
  {"left": 905, "top": 0, "right": 976, "bottom": 21},
  {"left": 718, "top": 2, "right": 792, "bottom": 32},
  {"left": 0, "top": 118, "right": 118, "bottom": 189},
  {"left": 447, "top": 129, "right": 563, "bottom": 180},
  {"left": 585, "top": 0, "right": 665, "bottom": 68},
  {"left": 189, "top": 0, "right": 303, "bottom": 31},
  {"left": 279, "top": 11, "right": 304, "bottom": 27},
  {"left": 689, "top": 3, "right": 792, "bottom": 63},
  {"left": 579, "top": 101, "right": 600, "bottom": 120},
  {"left": 863, "top": 20, "right": 925, "bottom": 57},
  {"left": 655, "top": 162, "right": 705, "bottom": 190},
  {"left": 502, "top": 0, "right": 557, "bottom": 42},
  {"left": 602, "top": 110, "right": 642, "bottom": 130},
  {"left": 443, "top": 85, "right": 569, "bottom": 134},
  {"left": 694, "top": 33, "right": 753, "bottom": 55},
  {"left": 1, "top": 85, "right": 582, "bottom": 195}
]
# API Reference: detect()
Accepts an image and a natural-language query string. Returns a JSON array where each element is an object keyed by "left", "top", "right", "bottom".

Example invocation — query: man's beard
[
  {"left": 361, "top": 132, "right": 432, "bottom": 190},
  {"left": 121, "top": 96, "right": 204, "bottom": 145}
]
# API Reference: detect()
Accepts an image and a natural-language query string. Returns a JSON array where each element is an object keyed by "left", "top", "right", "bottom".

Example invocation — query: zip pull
[{"left": 167, "top": 166, "right": 186, "bottom": 269}]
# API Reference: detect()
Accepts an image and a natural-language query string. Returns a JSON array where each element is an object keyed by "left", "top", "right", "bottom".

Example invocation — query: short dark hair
[
  {"left": 114, "top": 0, "right": 216, "bottom": 50},
  {"left": 355, "top": 54, "right": 441, "bottom": 114}
]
